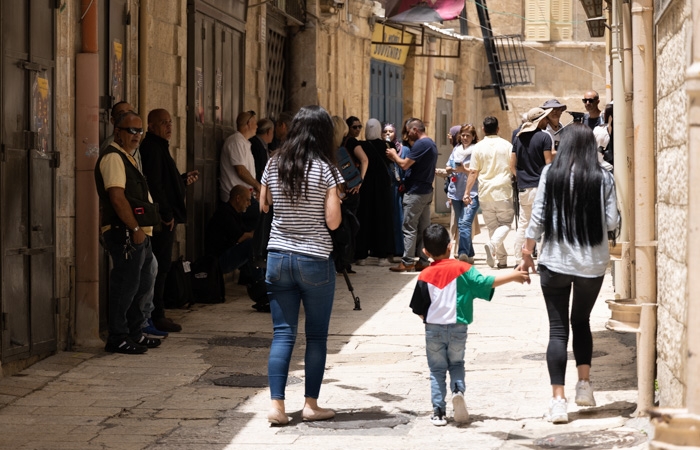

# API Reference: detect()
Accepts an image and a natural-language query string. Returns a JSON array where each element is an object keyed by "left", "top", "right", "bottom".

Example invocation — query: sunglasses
[
  {"left": 352, "top": 125, "right": 362, "bottom": 130},
  {"left": 582, "top": 98, "right": 597, "bottom": 103},
  {"left": 117, "top": 127, "right": 144, "bottom": 135}
]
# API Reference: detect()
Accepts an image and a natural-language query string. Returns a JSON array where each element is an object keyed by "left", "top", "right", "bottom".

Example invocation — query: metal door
[
  {"left": 369, "top": 60, "right": 404, "bottom": 126},
  {"left": 187, "top": 5, "right": 245, "bottom": 260},
  {"left": 1, "top": 0, "right": 57, "bottom": 362},
  {"left": 434, "top": 99, "right": 452, "bottom": 213}
]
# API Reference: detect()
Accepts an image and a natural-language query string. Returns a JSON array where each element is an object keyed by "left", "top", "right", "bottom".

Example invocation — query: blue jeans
[
  {"left": 425, "top": 323, "right": 468, "bottom": 412},
  {"left": 266, "top": 251, "right": 336, "bottom": 400},
  {"left": 103, "top": 227, "right": 157, "bottom": 344},
  {"left": 451, "top": 195, "right": 479, "bottom": 257}
]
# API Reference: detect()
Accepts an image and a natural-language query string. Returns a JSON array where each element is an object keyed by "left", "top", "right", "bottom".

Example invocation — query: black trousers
[
  {"left": 150, "top": 224, "right": 176, "bottom": 320},
  {"left": 539, "top": 264, "right": 604, "bottom": 386}
]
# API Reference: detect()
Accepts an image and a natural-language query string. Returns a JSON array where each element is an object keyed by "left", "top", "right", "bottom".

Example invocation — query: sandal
[
  {"left": 105, "top": 339, "right": 148, "bottom": 354},
  {"left": 137, "top": 335, "right": 162, "bottom": 348}
]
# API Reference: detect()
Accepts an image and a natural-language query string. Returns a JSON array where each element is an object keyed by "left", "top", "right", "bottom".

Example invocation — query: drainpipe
[
  {"left": 610, "top": 0, "right": 632, "bottom": 299},
  {"left": 631, "top": 0, "right": 657, "bottom": 416},
  {"left": 139, "top": 0, "right": 149, "bottom": 123},
  {"left": 74, "top": 0, "right": 102, "bottom": 347},
  {"left": 649, "top": 1, "right": 700, "bottom": 447},
  {"left": 423, "top": 37, "right": 435, "bottom": 129}
]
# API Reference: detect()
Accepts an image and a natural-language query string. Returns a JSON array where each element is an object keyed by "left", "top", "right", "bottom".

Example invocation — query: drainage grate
[
  {"left": 212, "top": 373, "right": 302, "bottom": 388},
  {"left": 305, "top": 411, "right": 413, "bottom": 430},
  {"left": 534, "top": 430, "right": 647, "bottom": 449},
  {"left": 208, "top": 336, "right": 272, "bottom": 348},
  {"left": 522, "top": 350, "right": 607, "bottom": 361}
]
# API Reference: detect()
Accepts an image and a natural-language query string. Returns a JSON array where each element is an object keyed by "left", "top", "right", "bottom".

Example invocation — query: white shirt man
[{"left": 220, "top": 110, "right": 259, "bottom": 203}]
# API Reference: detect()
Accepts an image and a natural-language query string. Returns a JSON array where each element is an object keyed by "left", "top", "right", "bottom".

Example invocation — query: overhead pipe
[
  {"left": 631, "top": 0, "right": 657, "bottom": 416},
  {"left": 74, "top": 0, "right": 102, "bottom": 347}
]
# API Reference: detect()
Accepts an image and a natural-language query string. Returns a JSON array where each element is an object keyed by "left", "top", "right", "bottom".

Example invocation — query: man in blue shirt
[{"left": 386, "top": 118, "right": 438, "bottom": 272}]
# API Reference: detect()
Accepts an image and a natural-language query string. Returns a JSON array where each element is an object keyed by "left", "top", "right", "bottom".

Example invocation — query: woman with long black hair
[
  {"left": 260, "top": 105, "right": 343, "bottom": 425},
  {"left": 519, "top": 123, "right": 619, "bottom": 424}
]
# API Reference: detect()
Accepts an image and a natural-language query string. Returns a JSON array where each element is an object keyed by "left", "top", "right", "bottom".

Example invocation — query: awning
[{"left": 383, "top": 0, "right": 465, "bottom": 23}]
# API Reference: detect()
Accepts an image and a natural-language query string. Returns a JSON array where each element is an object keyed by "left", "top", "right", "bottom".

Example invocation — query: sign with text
[{"left": 371, "top": 24, "right": 413, "bottom": 66}]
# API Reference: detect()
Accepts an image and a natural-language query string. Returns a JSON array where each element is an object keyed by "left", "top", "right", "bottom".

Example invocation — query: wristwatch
[{"left": 132, "top": 226, "right": 140, "bottom": 233}]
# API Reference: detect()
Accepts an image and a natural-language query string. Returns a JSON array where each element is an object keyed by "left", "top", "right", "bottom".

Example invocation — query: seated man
[
  {"left": 206, "top": 185, "right": 268, "bottom": 311},
  {"left": 206, "top": 185, "right": 255, "bottom": 273}
]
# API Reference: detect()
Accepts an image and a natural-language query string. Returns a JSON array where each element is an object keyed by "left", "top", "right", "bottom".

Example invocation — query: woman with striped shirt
[{"left": 261, "top": 106, "right": 343, "bottom": 425}]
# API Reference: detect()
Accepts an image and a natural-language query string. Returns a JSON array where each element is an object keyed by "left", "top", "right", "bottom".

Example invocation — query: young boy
[{"left": 410, "top": 224, "right": 530, "bottom": 426}]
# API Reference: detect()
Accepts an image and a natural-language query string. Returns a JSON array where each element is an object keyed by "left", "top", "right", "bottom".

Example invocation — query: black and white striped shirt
[{"left": 261, "top": 157, "right": 343, "bottom": 259}]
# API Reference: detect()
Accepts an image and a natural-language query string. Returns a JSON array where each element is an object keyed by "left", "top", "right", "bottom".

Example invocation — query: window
[{"left": 525, "top": 0, "right": 572, "bottom": 41}]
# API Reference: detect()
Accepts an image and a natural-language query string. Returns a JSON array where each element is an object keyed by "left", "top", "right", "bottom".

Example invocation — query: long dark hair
[
  {"left": 543, "top": 123, "right": 605, "bottom": 246},
  {"left": 276, "top": 105, "right": 339, "bottom": 204}
]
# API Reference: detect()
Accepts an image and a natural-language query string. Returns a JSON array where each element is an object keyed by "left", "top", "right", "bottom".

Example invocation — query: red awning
[{"left": 384, "top": 0, "right": 465, "bottom": 23}]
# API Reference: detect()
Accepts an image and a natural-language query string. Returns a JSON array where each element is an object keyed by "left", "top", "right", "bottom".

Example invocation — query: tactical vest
[{"left": 94, "top": 145, "right": 160, "bottom": 228}]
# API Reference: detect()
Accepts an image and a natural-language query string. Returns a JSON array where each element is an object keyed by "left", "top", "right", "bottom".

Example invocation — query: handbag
[{"left": 251, "top": 205, "right": 273, "bottom": 269}]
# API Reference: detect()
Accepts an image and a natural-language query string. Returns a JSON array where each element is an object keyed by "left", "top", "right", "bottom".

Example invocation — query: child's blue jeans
[{"left": 425, "top": 323, "right": 468, "bottom": 412}]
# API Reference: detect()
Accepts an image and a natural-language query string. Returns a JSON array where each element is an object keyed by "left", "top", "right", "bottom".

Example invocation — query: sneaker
[
  {"left": 377, "top": 258, "right": 393, "bottom": 267},
  {"left": 430, "top": 408, "right": 447, "bottom": 426},
  {"left": 355, "top": 258, "right": 368, "bottom": 266},
  {"left": 452, "top": 391, "right": 469, "bottom": 423},
  {"left": 484, "top": 244, "right": 495, "bottom": 268},
  {"left": 105, "top": 338, "right": 147, "bottom": 354},
  {"left": 142, "top": 319, "right": 168, "bottom": 337},
  {"left": 575, "top": 380, "right": 596, "bottom": 406},
  {"left": 549, "top": 397, "right": 569, "bottom": 424},
  {"left": 136, "top": 335, "right": 162, "bottom": 348}
]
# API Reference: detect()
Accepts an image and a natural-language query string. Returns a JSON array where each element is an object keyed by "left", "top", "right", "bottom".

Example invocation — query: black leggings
[{"left": 539, "top": 265, "right": 604, "bottom": 386}]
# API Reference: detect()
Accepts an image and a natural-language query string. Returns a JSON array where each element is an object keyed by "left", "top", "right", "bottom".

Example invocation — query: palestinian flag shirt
[{"left": 410, "top": 259, "right": 495, "bottom": 325}]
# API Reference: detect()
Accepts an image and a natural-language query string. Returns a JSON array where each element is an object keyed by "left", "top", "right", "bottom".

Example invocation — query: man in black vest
[
  {"left": 140, "top": 109, "right": 199, "bottom": 333},
  {"left": 95, "top": 111, "right": 162, "bottom": 354}
]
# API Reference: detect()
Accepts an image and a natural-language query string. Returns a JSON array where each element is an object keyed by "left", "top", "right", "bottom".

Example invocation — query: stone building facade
[
  {"left": 654, "top": 0, "right": 691, "bottom": 407},
  {"left": 0, "top": 0, "right": 606, "bottom": 374}
]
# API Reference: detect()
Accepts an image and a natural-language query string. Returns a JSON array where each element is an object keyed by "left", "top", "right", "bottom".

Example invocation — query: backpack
[
  {"left": 329, "top": 206, "right": 360, "bottom": 273},
  {"left": 190, "top": 255, "right": 226, "bottom": 304},
  {"left": 164, "top": 257, "right": 193, "bottom": 309}
]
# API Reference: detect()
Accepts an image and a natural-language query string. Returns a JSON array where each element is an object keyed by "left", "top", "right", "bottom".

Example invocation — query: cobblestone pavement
[{"left": 0, "top": 216, "right": 652, "bottom": 449}]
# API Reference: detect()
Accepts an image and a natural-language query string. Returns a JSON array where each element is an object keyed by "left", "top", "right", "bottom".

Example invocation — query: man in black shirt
[
  {"left": 511, "top": 107, "right": 553, "bottom": 266},
  {"left": 140, "top": 109, "right": 199, "bottom": 333}
]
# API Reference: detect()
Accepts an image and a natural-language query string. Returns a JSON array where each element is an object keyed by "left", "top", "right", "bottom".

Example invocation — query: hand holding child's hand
[
  {"left": 517, "top": 256, "right": 536, "bottom": 275},
  {"left": 512, "top": 269, "right": 531, "bottom": 285}
]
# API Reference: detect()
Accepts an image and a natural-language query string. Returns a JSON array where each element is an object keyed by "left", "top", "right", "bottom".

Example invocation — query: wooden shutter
[
  {"left": 525, "top": 0, "right": 551, "bottom": 41},
  {"left": 551, "top": 0, "right": 572, "bottom": 40}
]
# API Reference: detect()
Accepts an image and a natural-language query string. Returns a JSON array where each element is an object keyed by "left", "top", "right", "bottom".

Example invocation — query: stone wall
[
  {"left": 145, "top": 0, "right": 189, "bottom": 254},
  {"left": 655, "top": 0, "right": 692, "bottom": 407}
]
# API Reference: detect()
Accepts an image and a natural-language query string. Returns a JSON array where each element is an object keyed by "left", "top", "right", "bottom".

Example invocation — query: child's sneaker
[
  {"left": 575, "top": 380, "right": 596, "bottom": 406},
  {"left": 430, "top": 407, "right": 447, "bottom": 426},
  {"left": 549, "top": 397, "right": 568, "bottom": 424},
  {"left": 452, "top": 391, "right": 469, "bottom": 423}
]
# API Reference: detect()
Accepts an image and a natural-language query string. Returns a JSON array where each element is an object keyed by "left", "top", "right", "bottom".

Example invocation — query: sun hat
[{"left": 517, "top": 107, "right": 553, "bottom": 136}]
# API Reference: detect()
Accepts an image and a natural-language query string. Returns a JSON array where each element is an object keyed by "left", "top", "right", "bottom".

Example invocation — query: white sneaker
[
  {"left": 430, "top": 408, "right": 447, "bottom": 426},
  {"left": 484, "top": 244, "right": 495, "bottom": 268},
  {"left": 377, "top": 258, "right": 393, "bottom": 267},
  {"left": 452, "top": 391, "right": 469, "bottom": 423},
  {"left": 575, "top": 380, "right": 596, "bottom": 406},
  {"left": 549, "top": 397, "right": 568, "bottom": 424}
]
